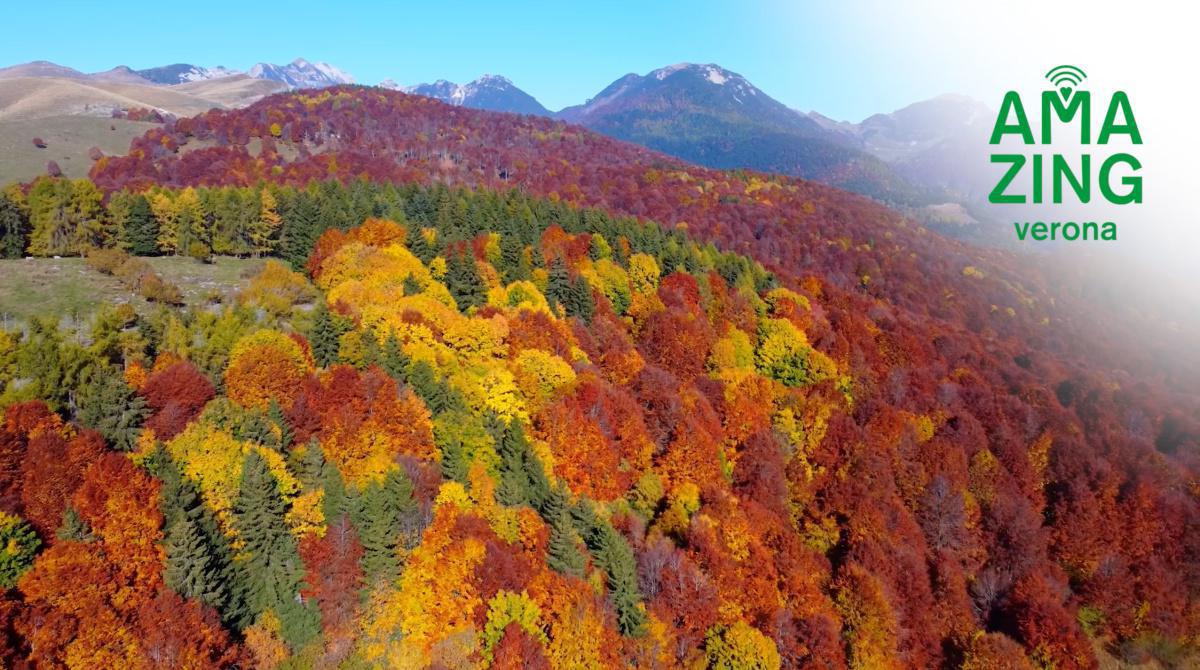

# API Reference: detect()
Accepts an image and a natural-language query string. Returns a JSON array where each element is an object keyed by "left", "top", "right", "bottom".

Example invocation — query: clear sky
[{"left": 0, "top": 0, "right": 994, "bottom": 121}]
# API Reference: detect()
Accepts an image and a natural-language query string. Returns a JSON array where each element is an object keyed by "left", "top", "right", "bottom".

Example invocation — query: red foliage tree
[{"left": 140, "top": 360, "right": 215, "bottom": 440}]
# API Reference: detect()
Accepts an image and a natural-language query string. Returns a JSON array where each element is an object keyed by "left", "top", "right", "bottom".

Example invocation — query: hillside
[
  {"left": 0, "top": 77, "right": 221, "bottom": 121},
  {"left": 0, "top": 74, "right": 286, "bottom": 183},
  {"left": 171, "top": 75, "right": 288, "bottom": 108},
  {"left": 84, "top": 88, "right": 1130, "bottom": 366},
  {"left": 0, "top": 84, "right": 1184, "bottom": 667},
  {"left": 0, "top": 115, "right": 154, "bottom": 184}
]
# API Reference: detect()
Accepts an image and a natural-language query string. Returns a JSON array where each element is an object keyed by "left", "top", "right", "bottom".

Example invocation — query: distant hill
[
  {"left": 856, "top": 94, "right": 993, "bottom": 201},
  {"left": 0, "top": 77, "right": 226, "bottom": 121},
  {"left": 172, "top": 74, "right": 288, "bottom": 108},
  {"left": 402, "top": 75, "right": 550, "bottom": 116},
  {"left": 0, "top": 61, "right": 88, "bottom": 80}
]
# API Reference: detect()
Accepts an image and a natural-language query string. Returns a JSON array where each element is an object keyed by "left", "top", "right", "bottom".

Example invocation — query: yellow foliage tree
[
  {"left": 628, "top": 253, "right": 661, "bottom": 295},
  {"left": 487, "top": 280, "right": 552, "bottom": 314},
  {"left": 512, "top": 349, "right": 576, "bottom": 413},
  {"left": 704, "top": 622, "right": 782, "bottom": 670}
]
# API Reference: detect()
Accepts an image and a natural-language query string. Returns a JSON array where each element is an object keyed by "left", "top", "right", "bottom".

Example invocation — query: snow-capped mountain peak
[
  {"left": 403, "top": 75, "right": 549, "bottom": 116},
  {"left": 247, "top": 58, "right": 354, "bottom": 90},
  {"left": 134, "top": 63, "right": 241, "bottom": 85}
]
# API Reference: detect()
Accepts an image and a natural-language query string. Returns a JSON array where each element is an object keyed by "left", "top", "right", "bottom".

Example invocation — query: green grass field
[
  {"left": 0, "top": 116, "right": 156, "bottom": 185},
  {"left": 0, "top": 256, "right": 264, "bottom": 326}
]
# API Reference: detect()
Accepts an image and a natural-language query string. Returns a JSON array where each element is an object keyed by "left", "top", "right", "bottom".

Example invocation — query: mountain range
[
  {"left": 0, "top": 57, "right": 996, "bottom": 238},
  {"left": 403, "top": 64, "right": 995, "bottom": 233}
]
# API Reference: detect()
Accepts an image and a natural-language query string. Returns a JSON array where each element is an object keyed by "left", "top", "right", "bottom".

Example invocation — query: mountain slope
[
  {"left": 403, "top": 75, "right": 550, "bottom": 116},
  {"left": 171, "top": 74, "right": 288, "bottom": 108},
  {"left": 77, "top": 85, "right": 1200, "bottom": 668},
  {"left": 857, "top": 94, "right": 993, "bottom": 201},
  {"left": 87, "top": 66, "right": 154, "bottom": 85},
  {"left": 0, "top": 77, "right": 229, "bottom": 121},
  {"left": 557, "top": 63, "right": 933, "bottom": 205}
]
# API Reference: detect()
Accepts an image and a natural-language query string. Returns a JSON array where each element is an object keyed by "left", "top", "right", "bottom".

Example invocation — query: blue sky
[{"left": 0, "top": 1, "right": 984, "bottom": 121}]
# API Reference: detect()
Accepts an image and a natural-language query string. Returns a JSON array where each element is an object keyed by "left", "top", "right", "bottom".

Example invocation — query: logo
[
  {"left": 988, "top": 66, "right": 1142, "bottom": 242},
  {"left": 1045, "top": 65, "right": 1086, "bottom": 99}
]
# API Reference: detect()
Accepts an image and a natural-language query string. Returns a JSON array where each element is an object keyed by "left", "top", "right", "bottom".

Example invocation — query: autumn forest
[{"left": 0, "top": 85, "right": 1194, "bottom": 669}]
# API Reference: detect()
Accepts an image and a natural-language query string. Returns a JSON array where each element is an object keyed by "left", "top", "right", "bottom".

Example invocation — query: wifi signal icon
[{"left": 1046, "top": 65, "right": 1087, "bottom": 98}]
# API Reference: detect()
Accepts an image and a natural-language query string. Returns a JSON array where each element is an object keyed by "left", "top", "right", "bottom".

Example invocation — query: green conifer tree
[
  {"left": 267, "top": 399, "right": 293, "bottom": 450},
  {"left": 309, "top": 302, "right": 347, "bottom": 368},
  {"left": 446, "top": 250, "right": 486, "bottom": 312},
  {"left": 75, "top": 366, "right": 148, "bottom": 451},
  {"left": 281, "top": 194, "right": 320, "bottom": 270},
  {"left": 566, "top": 276, "right": 595, "bottom": 323},
  {"left": 164, "top": 514, "right": 230, "bottom": 610},
  {"left": 546, "top": 256, "right": 571, "bottom": 312},
  {"left": 233, "top": 451, "right": 318, "bottom": 646},
  {"left": 493, "top": 418, "right": 550, "bottom": 509},
  {"left": 353, "top": 467, "right": 419, "bottom": 585},
  {"left": 407, "top": 227, "right": 433, "bottom": 263},
  {"left": 0, "top": 191, "right": 29, "bottom": 259},
  {"left": 120, "top": 194, "right": 159, "bottom": 256},
  {"left": 147, "top": 446, "right": 244, "bottom": 626},
  {"left": 547, "top": 507, "right": 587, "bottom": 578},
  {"left": 380, "top": 333, "right": 410, "bottom": 383}
]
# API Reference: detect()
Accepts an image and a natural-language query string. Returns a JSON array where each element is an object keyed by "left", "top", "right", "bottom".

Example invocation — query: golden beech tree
[
  {"left": 360, "top": 493, "right": 487, "bottom": 664},
  {"left": 225, "top": 330, "right": 314, "bottom": 409},
  {"left": 308, "top": 366, "right": 436, "bottom": 486}
]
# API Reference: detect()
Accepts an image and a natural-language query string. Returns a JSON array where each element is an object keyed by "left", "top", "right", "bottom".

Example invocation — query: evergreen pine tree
[
  {"left": 164, "top": 513, "right": 229, "bottom": 610},
  {"left": 493, "top": 419, "right": 550, "bottom": 509},
  {"left": 290, "top": 438, "right": 327, "bottom": 490},
  {"left": 435, "top": 413, "right": 470, "bottom": 485},
  {"left": 75, "top": 367, "right": 148, "bottom": 451},
  {"left": 267, "top": 399, "right": 293, "bottom": 450},
  {"left": 565, "top": 276, "right": 595, "bottom": 323},
  {"left": 407, "top": 227, "right": 433, "bottom": 263},
  {"left": 499, "top": 231, "right": 526, "bottom": 282},
  {"left": 547, "top": 507, "right": 586, "bottom": 578},
  {"left": 401, "top": 273, "right": 422, "bottom": 296},
  {"left": 148, "top": 446, "right": 245, "bottom": 626},
  {"left": 233, "top": 411, "right": 275, "bottom": 449},
  {"left": 309, "top": 302, "right": 347, "bottom": 367},
  {"left": 407, "top": 361, "right": 464, "bottom": 414},
  {"left": 380, "top": 333, "right": 410, "bottom": 383},
  {"left": 120, "top": 194, "right": 159, "bottom": 256},
  {"left": 233, "top": 451, "right": 318, "bottom": 646},
  {"left": 546, "top": 256, "right": 570, "bottom": 312},
  {"left": 322, "top": 464, "right": 353, "bottom": 523},
  {"left": 353, "top": 467, "right": 419, "bottom": 585},
  {"left": 357, "top": 333, "right": 381, "bottom": 369},
  {"left": 281, "top": 194, "right": 320, "bottom": 270},
  {"left": 0, "top": 191, "right": 30, "bottom": 258},
  {"left": 446, "top": 250, "right": 486, "bottom": 312},
  {"left": 597, "top": 523, "right": 647, "bottom": 635}
]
